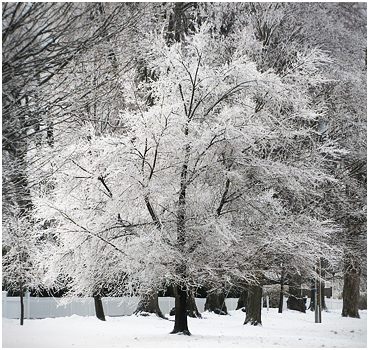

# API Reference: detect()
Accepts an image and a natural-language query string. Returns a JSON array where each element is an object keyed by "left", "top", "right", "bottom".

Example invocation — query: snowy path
[{"left": 2, "top": 308, "right": 367, "bottom": 348}]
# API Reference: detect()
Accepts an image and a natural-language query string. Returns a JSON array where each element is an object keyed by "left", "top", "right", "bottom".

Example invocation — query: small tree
[{"left": 2, "top": 208, "right": 45, "bottom": 325}]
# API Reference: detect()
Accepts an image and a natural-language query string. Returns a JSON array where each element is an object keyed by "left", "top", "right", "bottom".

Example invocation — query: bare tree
[{"left": 2, "top": 2, "right": 143, "bottom": 213}]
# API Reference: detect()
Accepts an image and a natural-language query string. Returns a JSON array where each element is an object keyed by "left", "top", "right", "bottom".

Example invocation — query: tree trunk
[
  {"left": 205, "top": 291, "right": 228, "bottom": 315},
  {"left": 171, "top": 131, "right": 191, "bottom": 335},
  {"left": 165, "top": 3, "right": 190, "bottom": 44},
  {"left": 278, "top": 270, "right": 285, "bottom": 314},
  {"left": 342, "top": 257, "right": 361, "bottom": 318},
  {"left": 320, "top": 281, "right": 328, "bottom": 311},
  {"left": 19, "top": 279, "right": 24, "bottom": 326},
  {"left": 287, "top": 285, "right": 306, "bottom": 313},
  {"left": 308, "top": 280, "right": 327, "bottom": 311},
  {"left": 134, "top": 291, "right": 166, "bottom": 319},
  {"left": 236, "top": 290, "right": 248, "bottom": 310},
  {"left": 93, "top": 294, "right": 106, "bottom": 321},
  {"left": 187, "top": 289, "right": 201, "bottom": 318},
  {"left": 171, "top": 284, "right": 190, "bottom": 335},
  {"left": 244, "top": 285, "right": 262, "bottom": 326},
  {"left": 308, "top": 280, "right": 315, "bottom": 311}
]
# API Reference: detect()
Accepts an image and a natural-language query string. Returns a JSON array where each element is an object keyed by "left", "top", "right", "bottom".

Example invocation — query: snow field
[{"left": 2, "top": 308, "right": 366, "bottom": 348}]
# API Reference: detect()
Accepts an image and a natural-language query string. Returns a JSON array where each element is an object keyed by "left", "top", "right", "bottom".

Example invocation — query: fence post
[
  {"left": 2, "top": 291, "right": 8, "bottom": 318},
  {"left": 266, "top": 295, "right": 269, "bottom": 311},
  {"left": 25, "top": 292, "right": 31, "bottom": 319}
]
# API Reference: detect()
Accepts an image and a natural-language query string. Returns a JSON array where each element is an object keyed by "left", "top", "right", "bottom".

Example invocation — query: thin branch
[
  {"left": 205, "top": 80, "right": 257, "bottom": 117},
  {"left": 53, "top": 208, "right": 127, "bottom": 256},
  {"left": 97, "top": 176, "right": 112, "bottom": 198}
]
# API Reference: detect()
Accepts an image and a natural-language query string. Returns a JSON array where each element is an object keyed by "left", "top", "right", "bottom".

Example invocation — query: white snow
[{"left": 2, "top": 308, "right": 367, "bottom": 348}]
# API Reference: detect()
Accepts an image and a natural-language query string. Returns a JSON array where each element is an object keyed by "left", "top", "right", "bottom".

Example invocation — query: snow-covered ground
[{"left": 3, "top": 308, "right": 366, "bottom": 348}]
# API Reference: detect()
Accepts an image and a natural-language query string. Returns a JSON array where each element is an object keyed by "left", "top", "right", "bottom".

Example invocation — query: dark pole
[
  {"left": 278, "top": 265, "right": 285, "bottom": 313},
  {"left": 318, "top": 259, "right": 322, "bottom": 322},
  {"left": 19, "top": 279, "right": 24, "bottom": 326}
]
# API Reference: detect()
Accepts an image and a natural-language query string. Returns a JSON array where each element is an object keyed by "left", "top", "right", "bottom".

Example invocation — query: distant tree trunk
[
  {"left": 287, "top": 285, "right": 306, "bottom": 313},
  {"left": 308, "top": 280, "right": 327, "bottom": 311},
  {"left": 187, "top": 289, "right": 201, "bottom": 318},
  {"left": 134, "top": 291, "right": 166, "bottom": 319},
  {"left": 278, "top": 268, "right": 285, "bottom": 313},
  {"left": 205, "top": 291, "right": 228, "bottom": 315},
  {"left": 320, "top": 281, "right": 328, "bottom": 311},
  {"left": 308, "top": 280, "right": 315, "bottom": 311},
  {"left": 342, "top": 257, "right": 361, "bottom": 318},
  {"left": 171, "top": 284, "right": 190, "bottom": 335},
  {"left": 93, "top": 294, "right": 106, "bottom": 321},
  {"left": 236, "top": 290, "right": 248, "bottom": 310},
  {"left": 19, "top": 279, "right": 24, "bottom": 326},
  {"left": 244, "top": 285, "right": 262, "bottom": 326},
  {"left": 165, "top": 2, "right": 195, "bottom": 45}
]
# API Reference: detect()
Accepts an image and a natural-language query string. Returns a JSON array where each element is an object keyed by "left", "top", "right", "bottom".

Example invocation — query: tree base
[
  {"left": 134, "top": 292, "right": 167, "bottom": 319},
  {"left": 342, "top": 312, "right": 360, "bottom": 319},
  {"left": 243, "top": 285, "right": 262, "bottom": 326},
  {"left": 134, "top": 309, "right": 167, "bottom": 319},
  {"left": 205, "top": 292, "right": 228, "bottom": 315},
  {"left": 244, "top": 319, "right": 262, "bottom": 326},
  {"left": 170, "top": 329, "right": 191, "bottom": 336},
  {"left": 94, "top": 294, "right": 106, "bottom": 321},
  {"left": 342, "top": 258, "right": 361, "bottom": 319}
]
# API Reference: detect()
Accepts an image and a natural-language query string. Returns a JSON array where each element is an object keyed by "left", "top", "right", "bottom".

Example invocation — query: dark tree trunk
[
  {"left": 19, "top": 279, "right": 24, "bottom": 326},
  {"left": 205, "top": 291, "right": 228, "bottom": 315},
  {"left": 342, "top": 258, "right": 361, "bottom": 318},
  {"left": 171, "top": 128, "right": 191, "bottom": 335},
  {"left": 165, "top": 3, "right": 195, "bottom": 44},
  {"left": 244, "top": 285, "right": 262, "bottom": 326},
  {"left": 308, "top": 280, "right": 315, "bottom": 311},
  {"left": 308, "top": 280, "right": 328, "bottom": 311},
  {"left": 236, "top": 290, "right": 248, "bottom": 310},
  {"left": 93, "top": 294, "right": 106, "bottom": 321},
  {"left": 134, "top": 291, "right": 166, "bottom": 319},
  {"left": 278, "top": 269, "right": 285, "bottom": 313},
  {"left": 171, "top": 284, "right": 190, "bottom": 335},
  {"left": 187, "top": 289, "right": 201, "bottom": 318},
  {"left": 169, "top": 288, "right": 201, "bottom": 318},
  {"left": 320, "top": 281, "right": 328, "bottom": 311},
  {"left": 287, "top": 285, "right": 306, "bottom": 313}
]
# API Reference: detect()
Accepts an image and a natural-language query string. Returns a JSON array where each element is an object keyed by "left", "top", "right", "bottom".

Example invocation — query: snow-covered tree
[
  {"left": 2, "top": 207, "right": 47, "bottom": 325},
  {"left": 2, "top": 2, "right": 147, "bottom": 322},
  {"left": 255, "top": 2, "right": 367, "bottom": 318},
  {"left": 9, "top": 3, "right": 362, "bottom": 336},
  {"left": 31, "top": 17, "right": 344, "bottom": 333},
  {"left": 2, "top": 2, "right": 142, "bottom": 214}
]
